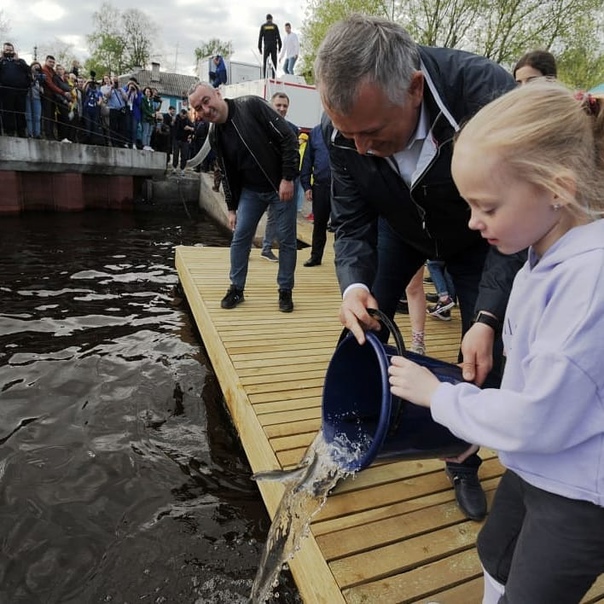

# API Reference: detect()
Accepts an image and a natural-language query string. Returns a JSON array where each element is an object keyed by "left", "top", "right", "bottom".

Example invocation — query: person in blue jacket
[
  {"left": 209, "top": 55, "right": 227, "bottom": 88},
  {"left": 300, "top": 123, "right": 331, "bottom": 266},
  {"left": 389, "top": 81, "right": 604, "bottom": 604}
]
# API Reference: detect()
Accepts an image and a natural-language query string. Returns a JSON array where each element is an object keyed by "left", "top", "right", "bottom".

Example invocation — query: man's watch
[{"left": 473, "top": 310, "right": 500, "bottom": 332}]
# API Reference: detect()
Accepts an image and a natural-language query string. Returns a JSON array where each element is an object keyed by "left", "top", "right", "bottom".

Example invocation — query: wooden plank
[{"left": 174, "top": 243, "right": 601, "bottom": 604}]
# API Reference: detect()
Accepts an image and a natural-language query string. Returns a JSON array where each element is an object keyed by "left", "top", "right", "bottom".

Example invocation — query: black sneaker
[
  {"left": 278, "top": 289, "right": 294, "bottom": 313},
  {"left": 427, "top": 297, "right": 454, "bottom": 321},
  {"left": 425, "top": 292, "right": 439, "bottom": 303},
  {"left": 261, "top": 250, "right": 278, "bottom": 262},
  {"left": 221, "top": 286, "right": 244, "bottom": 309}
]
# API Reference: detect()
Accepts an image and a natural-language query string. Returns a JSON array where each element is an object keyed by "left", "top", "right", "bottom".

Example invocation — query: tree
[
  {"left": 555, "top": 12, "right": 604, "bottom": 89},
  {"left": 36, "top": 39, "right": 78, "bottom": 71},
  {"left": 299, "top": 0, "right": 604, "bottom": 89},
  {"left": 299, "top": 0, "right": 388, "bottom": 81},
  {"left": 86, "top": 2, "right": 160, "bottom": 76},
  {"left": 194, "top": 39, "right": 235, "bottom": 63}
]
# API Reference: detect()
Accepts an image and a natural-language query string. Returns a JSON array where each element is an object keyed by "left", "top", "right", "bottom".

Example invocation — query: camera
[
  {"left": 90, "top": 70, "right": 97, "bottom": 79},
  {"left": 3, "top": 51, "right": 15, "bottom": 59}
]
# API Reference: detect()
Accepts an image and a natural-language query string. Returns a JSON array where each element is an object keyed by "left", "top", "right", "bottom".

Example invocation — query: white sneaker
[
  {"left": 60, "top": 138, "right": 72, "bottom": 143},
  {"left": 142, "top": 145, "right": 153, "bottom": 151}
]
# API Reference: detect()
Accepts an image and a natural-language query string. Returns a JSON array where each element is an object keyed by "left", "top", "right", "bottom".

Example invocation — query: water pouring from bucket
[
  {"left": 322, "top": 309, "right": 471, "bottom": 472},
  {"left": 250, "top": 310, "right": 472, "bottom": 601}
]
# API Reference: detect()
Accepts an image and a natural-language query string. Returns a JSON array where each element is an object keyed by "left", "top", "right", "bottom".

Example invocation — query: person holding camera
[
  {"left": 125, "top": 78, "right": 142, "bottom": 149},
  {"left": 140, "top": 86, "right": 155, "bottom": 151},
  {"left": 25, "top": 61, "right": 44, "bottom": 138},
  {"left": 82, "top": 72, "right": 103, "bottom": 145},
  {"left": 0, "top": 42, "right": 31, "bottom": 137},
  {"left": 105, "top": 76, "right": 129, "bottom": 147}
]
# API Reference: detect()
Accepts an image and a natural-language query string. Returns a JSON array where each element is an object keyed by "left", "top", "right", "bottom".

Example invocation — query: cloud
[
  {"left": 5, "top": 0, "right": 307, "bottom": 75},
  {"left": 29, "top": 1, "right": 67, "bottom": 22}
]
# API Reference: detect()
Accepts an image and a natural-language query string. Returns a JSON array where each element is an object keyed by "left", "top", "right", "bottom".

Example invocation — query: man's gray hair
[
  {"left": 187, "top": 81, "right": 213, "bottom": 96},
  {"left": 314, "top": 14, "right": 420, "bottom": 113}
]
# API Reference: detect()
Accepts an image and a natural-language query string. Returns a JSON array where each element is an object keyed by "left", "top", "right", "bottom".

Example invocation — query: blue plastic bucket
[{"left": 322, "top": 311, "right": 470, "bottom": 472}]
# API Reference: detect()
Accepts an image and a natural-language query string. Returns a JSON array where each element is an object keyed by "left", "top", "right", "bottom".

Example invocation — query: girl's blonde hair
[{"left": 456, "top": 81, "right": 604, "bottom": 219}]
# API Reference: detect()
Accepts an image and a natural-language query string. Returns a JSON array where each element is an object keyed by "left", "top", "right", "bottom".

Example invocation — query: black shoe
[
  {"left": 427, "top": 297, "right": 455, "bottom": 321},
  {"left": 221, "top": 286, "right": 244, "bottom": 309},
  {"left": 425, "top": 292, "right": 439, "bottom": 303},
  {"left": 445, "top": 467, "right": 487, "bottom": 521},
  {"left": 303, "top": 258, "right": 321, "bottom": 267},
  {"left": 278, "top": 289, "right": 294, "bottom": 313},
  {"left": 261, "top": 250, "right": 278, "bottom": 262}
]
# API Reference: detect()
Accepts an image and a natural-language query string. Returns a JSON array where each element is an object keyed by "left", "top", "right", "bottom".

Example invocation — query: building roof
[{"left": 119, "top": 63, "right": 198, "bottom": 100}]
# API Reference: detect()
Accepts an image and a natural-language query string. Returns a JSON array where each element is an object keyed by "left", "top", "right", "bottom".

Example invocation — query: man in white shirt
[{"left": 280, "top": 23, "right": 300, "bottom": 75}]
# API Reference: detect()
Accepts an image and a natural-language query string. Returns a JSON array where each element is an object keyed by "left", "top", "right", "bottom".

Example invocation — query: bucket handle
[
  {"left": 336, "top": 308, "right": 407, "bottom": 353},
  {"left": 366, "top": 309, "right": 406, "bottom": 434},
  {"left": 337, "top": 308, "right": 407, "bottom": 434},
  {"left": 366, "top": 308, "right": 406, "bottom": 354}
]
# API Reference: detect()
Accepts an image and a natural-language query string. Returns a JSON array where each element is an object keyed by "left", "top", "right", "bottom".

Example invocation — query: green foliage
[
  {"left": 86, "top": 2, "right": 159, "bottom": 75},
  {"left": 36, "top": 39, "right": 78, "bottom": 71},
  {"left": 300, "top": 0, "right": 604, "bottom": 86},
  {"left": 194, "top": 39, "right": 234, "bottom": 63},
  {"left": 299, "top": 0, "right": 388, "bottom": 81}
]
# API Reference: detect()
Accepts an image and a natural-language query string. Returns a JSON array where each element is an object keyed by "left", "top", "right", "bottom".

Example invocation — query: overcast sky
[{"left": 3, "top": 0, "right": 307, "bottom": 76}]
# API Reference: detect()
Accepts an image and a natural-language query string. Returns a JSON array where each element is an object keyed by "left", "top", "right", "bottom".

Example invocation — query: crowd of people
[{"left": 0, "top": 41, "right": 211, "bottom": 165}]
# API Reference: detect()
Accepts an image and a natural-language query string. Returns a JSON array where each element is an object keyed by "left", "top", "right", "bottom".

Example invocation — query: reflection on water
[{"left": 0, "top": 207, "right": 300, "bottom": 604}]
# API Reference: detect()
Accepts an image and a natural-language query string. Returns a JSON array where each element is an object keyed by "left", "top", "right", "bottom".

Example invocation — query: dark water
[{"left": 0, "top": 205, "right": 301, "bottom": 604}]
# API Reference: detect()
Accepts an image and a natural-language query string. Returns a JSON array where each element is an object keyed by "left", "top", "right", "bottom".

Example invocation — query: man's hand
[
  {"left": 339, "top": 287, "right": 381, "bottom": 344},
  {"left": 227, "top": 210, "right": 236, "bottom": 231},
  {"left": 460, "top": 321, "right": 495, "bottom": 386},
  {"left": 304, "top": 189, "right": 312, "bottom": 202},
  {"left": 278, "top": 179, "right": 294, "bottom": 201}
]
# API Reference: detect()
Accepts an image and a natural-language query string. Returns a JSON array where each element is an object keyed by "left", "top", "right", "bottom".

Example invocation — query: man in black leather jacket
[
  {"left": 315, "top": 15, "right": 526, "bottom": 521},
  {"left": 188, "top": 82, "right": 299, "bottom": 313}
]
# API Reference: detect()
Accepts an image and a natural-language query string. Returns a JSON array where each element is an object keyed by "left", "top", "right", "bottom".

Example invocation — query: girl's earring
[{"left": 552, "top": 203, "right": 561, "bottom": 211}]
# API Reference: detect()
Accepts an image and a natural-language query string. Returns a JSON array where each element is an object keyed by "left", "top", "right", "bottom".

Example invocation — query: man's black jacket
[
  {"left": 323, "top": 45, "right": 525, "bottom": 320},
  {"left": 209, "top": 96, "right": 299, "bottom": 211}
]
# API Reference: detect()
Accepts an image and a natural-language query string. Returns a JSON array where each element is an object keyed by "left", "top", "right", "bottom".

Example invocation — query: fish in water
[{"left": 249, "top": 431, "right": 359, "bottom": 602}]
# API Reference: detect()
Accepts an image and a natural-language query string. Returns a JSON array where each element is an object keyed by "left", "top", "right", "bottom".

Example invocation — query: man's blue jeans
[
  {"left": 231, "top": 188, "right": 297, "bottom": 291},
  {"left": 284, "top": 56, "right": 297, "bottom": 74},
  {"left": 263, "top": 179, "right": 301, "bottom": 252}
]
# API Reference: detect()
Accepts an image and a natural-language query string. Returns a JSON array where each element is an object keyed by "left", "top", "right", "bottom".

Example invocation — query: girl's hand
[{"left": 388, "top": 356, "right": 440, "bottom": 407}]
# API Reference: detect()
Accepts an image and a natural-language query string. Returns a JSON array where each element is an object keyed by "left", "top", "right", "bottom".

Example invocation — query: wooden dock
[{"left": 175, "top": 225, "right": 604, "bottom": 603}]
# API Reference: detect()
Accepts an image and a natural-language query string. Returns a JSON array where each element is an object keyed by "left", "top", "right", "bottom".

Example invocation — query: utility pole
[
  {"left": 33, "top": 45, "right": 37, "bottom": 61},
  {"left": 174, "top": 42, "right": 179, "bottom": 72}
]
